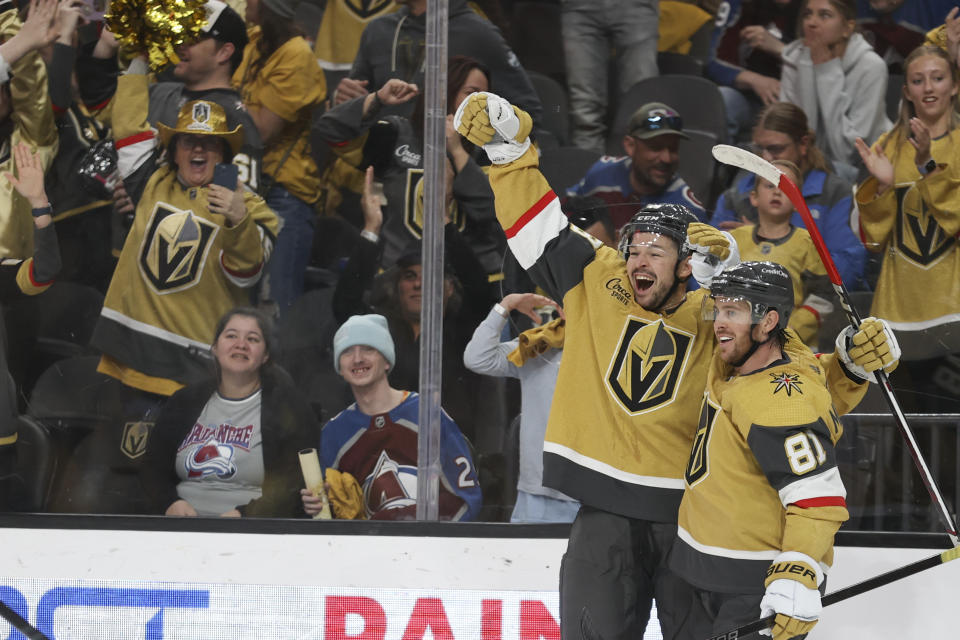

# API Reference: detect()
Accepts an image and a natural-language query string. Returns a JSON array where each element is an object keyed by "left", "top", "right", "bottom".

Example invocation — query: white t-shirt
[{"left": 175, "top": 390, "right": 264, "bottom": 516}]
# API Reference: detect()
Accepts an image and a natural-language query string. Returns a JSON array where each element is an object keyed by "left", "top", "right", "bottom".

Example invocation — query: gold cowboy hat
[{"left": 157, "top": 100, "right": 244, "bottom": 156}]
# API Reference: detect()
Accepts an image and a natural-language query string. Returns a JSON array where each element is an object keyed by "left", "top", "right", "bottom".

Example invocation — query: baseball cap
[
  {"left": 202, "top": 1, "right": 248, "bottom": 53},
  {"left": 627, "top": 103, "right": 689, "bottom": 140}
]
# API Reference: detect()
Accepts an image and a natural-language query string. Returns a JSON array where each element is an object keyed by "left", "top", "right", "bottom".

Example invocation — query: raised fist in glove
[
  {"left": 835, "top": 316, "right": 901, "bottom": 382},
  {"left": 453, "top": 92, "right": 532, "bottom": 164},
  {"left": 687, "top": 222, "right": 739, "bottom": 288},
  {"left": 759, "top": 552, "right": 823, "bottom": 640},
  {"left": 687, "top": 222, "right": 732, "bottom": 260}
]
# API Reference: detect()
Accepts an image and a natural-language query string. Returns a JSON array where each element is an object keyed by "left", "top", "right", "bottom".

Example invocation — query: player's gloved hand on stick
[
  {"left": 453, "top": 92, "right": 532, "bottom": 164},
  {"left": 759, "top": 552, "right": 822, "bottom": 640},
  {"left": 686, "top": 222, "right": 739, "bottom": 288},
  {"left": 835, "top": 316, "right": 901, "bottom": 382}
]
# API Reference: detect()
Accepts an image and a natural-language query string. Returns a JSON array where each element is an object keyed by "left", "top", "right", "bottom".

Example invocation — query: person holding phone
[{"left": 89, "top": 53, "right": 280, "bottom": 487}]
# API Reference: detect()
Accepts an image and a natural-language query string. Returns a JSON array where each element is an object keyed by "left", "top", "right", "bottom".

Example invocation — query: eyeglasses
[
  {"left": 752, "top": 143, "right": 790, "bottom": 157},
  {"left": 176, "top": 134, "right": 223, "bottom": 152},
  {"left": 630, "top": 114, "right": 683, "bottom": 136}
]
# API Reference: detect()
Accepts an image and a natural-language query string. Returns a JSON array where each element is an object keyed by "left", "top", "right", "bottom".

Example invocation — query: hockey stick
[
  {"left": 706, "top": 544, "right": 960, "bottom": 640},
  {"left": 711, "top": 144, "right": 959, "bottom": 547},
  {"left": 0, "top": 599, "right": 49, "bottom": 640}
]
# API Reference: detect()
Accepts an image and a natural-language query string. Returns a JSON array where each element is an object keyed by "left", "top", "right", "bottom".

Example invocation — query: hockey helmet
[
  {"left": 618, "top": 203, "right": 698, "bottom": 260},
  {"left": 709, "top": 261, "right": 794, "bottom": 330}
]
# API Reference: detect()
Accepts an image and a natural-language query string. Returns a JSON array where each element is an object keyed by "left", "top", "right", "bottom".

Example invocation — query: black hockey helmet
[
  {"left": 710, "top": 261, "right": 794, "bottom": 330},
  {"left": 618, "top": 203, "right": 698, "bottom": 260}
]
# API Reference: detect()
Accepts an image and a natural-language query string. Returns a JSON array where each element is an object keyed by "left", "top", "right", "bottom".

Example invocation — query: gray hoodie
[
  {"left": 348, "top": 0, "right": 543, "bottom": 125},
  {"left": 781, "top": 32, "right": 891, "bottom": 167}
]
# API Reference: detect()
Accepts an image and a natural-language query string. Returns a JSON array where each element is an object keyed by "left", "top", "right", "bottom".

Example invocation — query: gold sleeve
[
  {"left": 820, "top": 351, "right": 868, "bottom": 416},
  {"left": 782, "top": 504, "right": 849, "bottom": 567}
]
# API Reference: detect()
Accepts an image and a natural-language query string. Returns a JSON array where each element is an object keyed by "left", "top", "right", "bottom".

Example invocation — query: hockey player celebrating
[
  {"left": 669, "top": 262, "right": 899, "bottom": 640},
  {"left": 455, "top": 91, "right": 901, "bottom": 639}
]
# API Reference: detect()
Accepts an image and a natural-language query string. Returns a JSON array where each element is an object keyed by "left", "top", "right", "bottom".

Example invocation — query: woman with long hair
[
  {"left": 142, "top": 307, "right": 319, "bottom": 517},
  {"left": 233, "top": 0, "right": 326, "bottom": 316},
  {"left": 712, "top": 101, "right": 867, "bottom": 287},
  {"left": 781, "top": 0, "right": 890, "bottom": 178},
  {"left": 854, "top": 44, "right": 960, "bottom": 412}
]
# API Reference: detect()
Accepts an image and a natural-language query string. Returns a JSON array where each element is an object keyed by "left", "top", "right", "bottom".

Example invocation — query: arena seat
[
  {"left": 657, "top": 51, "right": 704, "bottom": 77},
  {"left": 10, "top": 415, "right": 55, "bottom": 512},
  {"left": 538, "top": 146, "right": 601, "bottom": 194},
  {"left": 528, "top": 71, "right": 570, "bottom": 146},
  {"left": 606, "top": 74, "right": 728, "bottom": 154}
]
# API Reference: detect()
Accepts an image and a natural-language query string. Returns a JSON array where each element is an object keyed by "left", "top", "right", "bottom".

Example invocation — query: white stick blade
[{"left": 712, "top": 144, "right": 783, "bottom": 185}]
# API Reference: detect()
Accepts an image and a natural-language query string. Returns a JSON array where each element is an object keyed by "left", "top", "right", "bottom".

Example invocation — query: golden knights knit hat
[
  {"left": 627, "top": 102, "right": 689, "bottom": 140},
  {"left": 157, "top": 100, "right": 244, "bottom": 156}
]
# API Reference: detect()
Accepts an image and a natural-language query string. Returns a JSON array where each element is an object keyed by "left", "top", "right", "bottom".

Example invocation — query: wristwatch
[{"left": 918, "top": 158, "right": 937, "bottom": 176}]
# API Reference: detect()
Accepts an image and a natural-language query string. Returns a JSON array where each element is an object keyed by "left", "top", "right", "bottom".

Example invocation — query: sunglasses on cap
[{"left": 631, "top": 114, "right": 683, "bottom": 135}]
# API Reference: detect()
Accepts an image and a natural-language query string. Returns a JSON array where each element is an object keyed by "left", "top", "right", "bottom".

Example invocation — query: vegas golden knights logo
[
  {"left": 138, "top": 202, "right": 218, "bottom": 294},
  {"left": 403, "top": 168, "right": 465, "bottom": 238},
  {"left": 121, "top": 421, "right": 154, "bottom": 459},
  {"left": 894, "top": 184, "right": 956, "bottom": 267},
  {"left": 606, "top": 318, "right": 692, "bottom": 414},
  {"left": 685, "top": 396, "right": 718, "bottom": 486},
  {"left": 342, "top": 0, "right": 393, "bottom": 19}
]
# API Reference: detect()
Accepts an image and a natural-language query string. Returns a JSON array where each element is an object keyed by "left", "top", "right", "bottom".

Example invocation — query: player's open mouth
[
  {"left": 190, "top": 157, "right": 207, "bottom": 168},
  {"left": 351, "top": 366, "right": 370, "bottom": 375},
  {"left": 634, "top": 274, "right": 655, "bottom": 292},
  {"left": 718, "top": 335, "right": 734, "bottom": 343}
]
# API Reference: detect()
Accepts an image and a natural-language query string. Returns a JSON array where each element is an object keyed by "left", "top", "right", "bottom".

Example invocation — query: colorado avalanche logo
[
  {"left": 185, "top": 437, "right": 237, "bottom": 479},
  {"left": 363, "top": 450, "right": 418, "bottom": 517}
]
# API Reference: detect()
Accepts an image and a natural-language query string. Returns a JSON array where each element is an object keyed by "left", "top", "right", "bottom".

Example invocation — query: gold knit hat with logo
[{"left": 157, "top": 100, "right": 243, "bottom": 156}]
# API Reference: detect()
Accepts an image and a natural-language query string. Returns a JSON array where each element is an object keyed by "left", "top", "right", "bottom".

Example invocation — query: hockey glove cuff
[
  {"left": 835, "top": 316, "right": 901, "bottom": 382},
  {"left": 454, "top": 91, "right": 532, "bottom": 164},
  {"left": 759, "top": 551, "right": 822, "bottom": 640}
]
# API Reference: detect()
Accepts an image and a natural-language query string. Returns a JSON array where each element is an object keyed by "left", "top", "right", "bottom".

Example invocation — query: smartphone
[{"left": 212, "top": 163, "right": 239, "bottom": 190}]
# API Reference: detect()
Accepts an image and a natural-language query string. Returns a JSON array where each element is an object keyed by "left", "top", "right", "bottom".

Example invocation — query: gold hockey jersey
[
  {"left": 0, "top": 10, "right": 58, "bottom": 259},
  {"left": 730, "top": 225, "right": 833, "bottom": 347},
  {"left": 856, "top": 129, "right": 960, "bottom": 359},
  {"left": 313, "top": 0, "right": 398, "bottom": 72},
  {"left": 490, "top": 147, "right": 723, "bottom": 521},
  {"left": 489, "top": 146, "right": 867, "bottom": 522},
  {"left": 91, "top": 73, "right": 279, "bottom": 395},
  {"left": 671, "top": 333, "right": 861, "bottom": 594}
]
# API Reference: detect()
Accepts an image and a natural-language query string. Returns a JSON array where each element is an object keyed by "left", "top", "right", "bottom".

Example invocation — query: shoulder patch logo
[
  {"left": 605, "top": 317, "right": 692, "bottom": 414},
  {"left": 404, "top": 169, "right": 465, "bottom": 239},
  {"left": 138, "top": 202, "right": 218, "bottom": 294},
  {"left": 120, "top": 421, "right": 154, "bottom": 459},
  {"left": 770, "top": 372, "right": 803, "bottom": 396}
]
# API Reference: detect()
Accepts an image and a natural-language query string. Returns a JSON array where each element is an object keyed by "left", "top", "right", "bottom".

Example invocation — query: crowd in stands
[{"left": 0, "top": 0, "right": 957, "bottom": 529}]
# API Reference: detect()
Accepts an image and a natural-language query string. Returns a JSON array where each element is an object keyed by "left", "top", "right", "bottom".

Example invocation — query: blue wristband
[{"left": 31, "top": 204, "right": 52, "bottom": 218}]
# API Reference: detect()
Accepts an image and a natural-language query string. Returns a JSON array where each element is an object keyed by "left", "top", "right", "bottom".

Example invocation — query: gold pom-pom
[{"left": 106, "top": 0, "right": 209, "bottom": 71}]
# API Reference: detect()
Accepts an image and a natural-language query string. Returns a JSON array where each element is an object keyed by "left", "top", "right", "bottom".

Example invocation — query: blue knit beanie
[{"left": 333, "top": 314, "right": 396, "bottom": 373}]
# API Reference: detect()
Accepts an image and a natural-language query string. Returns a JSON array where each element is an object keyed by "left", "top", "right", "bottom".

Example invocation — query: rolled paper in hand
[{"left": 298, "top": 448, "right": 332, "bottom": 520}]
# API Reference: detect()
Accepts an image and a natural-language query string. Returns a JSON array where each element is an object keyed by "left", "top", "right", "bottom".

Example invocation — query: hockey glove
[
  {"left": 686, "top": 222, "right": 739, "bottom": 288},
  {"left": 453, "top": 92, "right": 532, "bottom": 164},
  {"left": 759, "top": 551, "right": 823, "bottom": 640},
  {"left": 326, "top": 468, "right": 366, "bottom": 520},
  {"left": 835, "top": 316, "right": 901, "bottom": 382}
]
